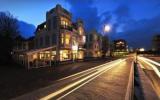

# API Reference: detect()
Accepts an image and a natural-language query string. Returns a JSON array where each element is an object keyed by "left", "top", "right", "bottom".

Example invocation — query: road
[
  {"left": 14, "top": 57, "right": 133, "bottom": 100},
  {"left": 138, "top": 56, "right": 160, "bottom": 98},
  {"left": 0, "top": 58, "right": 116, "bottom": 99}
]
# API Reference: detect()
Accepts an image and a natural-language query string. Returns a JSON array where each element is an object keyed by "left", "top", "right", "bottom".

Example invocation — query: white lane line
[
  {"left": 71, "top": 70, "right": 97, "bottom": 81},
  {"left": 143, "top": 57, "right": 160, "bottom": 67},
  {"left": 56, "top": 59, "right": 122, "bottom": 82},
  {"left": 40, "top": 59, "right": 125, "bottom": 100},
  {"left": 57, "top": 64, "right": 116, "bottom": 100},
  {"left": 138, "top": 57, "right": 160, "bottom": 78}
]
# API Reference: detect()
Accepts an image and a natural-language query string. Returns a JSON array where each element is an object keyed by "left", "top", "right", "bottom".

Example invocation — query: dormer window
[{"left": 44, "top": 24, "right": 46, "bottom": 28}]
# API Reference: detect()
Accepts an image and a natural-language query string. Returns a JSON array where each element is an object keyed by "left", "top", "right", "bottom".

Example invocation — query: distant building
[
  {"left": 113, "top": 39, "right": 128, "bottom": 56},
  {"left": 13, "top": 4, "right": 86, "bottom": 68},
  {"left": 85, "top": 30, "right": 102, "bottom": 58},
  {"left": 152, "top": 35, "right": 160, "bottom": 51},
  {"left": 113, "top": 39, "right": 127, "bottom": 51}
]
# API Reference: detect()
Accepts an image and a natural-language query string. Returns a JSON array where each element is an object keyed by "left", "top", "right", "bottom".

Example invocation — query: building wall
[
  {"left": 86, "top": 30, "right": 102, "bottom": 58},
  {"left": 33, "top": 4, "right": 86, "bottom": 62},
  {"left": 13, "top": 4, "right": 86, "bottom": 68},
  {"left": 112, "top": 39, "right": 128, "bottom": 57},
  {"left": 152, "top": 35, "right": 160, "bottom": 51},
  {"left": 113, "top": 39, "right": 127, "bottom": 52}
]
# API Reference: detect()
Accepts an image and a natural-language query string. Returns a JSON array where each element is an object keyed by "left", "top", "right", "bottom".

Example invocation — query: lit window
[
  {"left": 60, "top": 17, "right": 70, "bottom": 28},
  {"left": 60, "top": 50, "right": 69, "bottom": 61},
  {"left": 61, "top": 34, "right": 64, "bottom": 44},
  {"left": 82, "top": 36, "right": 86, "bottom": 43},
  {"left": 61, "top": 20, "right": 65, "bottom": 26},
  {"left": 33, "top": 54, "right": 37, "bottom": 59},
  {"left": 44, "top": 24, "right": 46, "bottom": 28},
  {"left": 65, "top": 21, "right": 68, "bottom": 26},
  {"left": 79, "top": 27, "right": 83, "bottom": 35},
  {"left": 65, "top": 34, "right": 70, "bottom": 45}
]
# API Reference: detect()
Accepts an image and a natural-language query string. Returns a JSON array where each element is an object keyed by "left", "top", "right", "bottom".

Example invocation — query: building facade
[
  {"left": 112, "top": 39, "right": 128, "bottom": 56},
  {"left": 13, "top": 4, "right": 86, "bottom": 68},
  {"left": 86, "top": 30, "right": 102, "bottom": 58},
  {"left": 152, "top": 35, "right": 160, "bottom": 51}
]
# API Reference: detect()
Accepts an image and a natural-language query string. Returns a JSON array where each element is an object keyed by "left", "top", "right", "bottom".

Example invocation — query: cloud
[
  {"left": 113, "top": 14, "right": 160, "bottom": 49},
  {"left": 66, "top": 0, "right": 101, "bottom": 31},
  {"left": 101, "top": 11, "right": 112, "bottom": 23},
  {"left": 114, "top": 5, "right": 131, "bottom": 23},
  {"left": 67, "top": 1, "right": 160, "bottom": 49}
]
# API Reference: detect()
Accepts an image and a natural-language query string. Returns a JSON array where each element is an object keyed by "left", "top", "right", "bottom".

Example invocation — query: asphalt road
[
  {"left": 14, "top": 57, "right": 134, "bottom": 100},
  {"left": 0, "top": 58, "right": 116, "bottom": 99}
]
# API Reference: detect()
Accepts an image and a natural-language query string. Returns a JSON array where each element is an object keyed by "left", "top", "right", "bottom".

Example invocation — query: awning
[{"left": 26, "top": 46, "right": 56, "bottom": 55}]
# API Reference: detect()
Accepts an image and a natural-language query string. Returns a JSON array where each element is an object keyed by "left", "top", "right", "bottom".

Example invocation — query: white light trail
[
  {"left": 138, "top": 57, "right": 160, "bottom": 78},
  {"left": 40, "top": 59, "right": 125, "bottom": 100}
]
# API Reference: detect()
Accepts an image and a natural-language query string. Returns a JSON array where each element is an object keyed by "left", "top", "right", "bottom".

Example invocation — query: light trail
[
  {"left": 138, "top": 56, "right": 160, "bottom": 78},
  {"left": 56, "top": 59, "right": 123, "bottom": 82},
  {"left": 40, "top": 59, "right": 126, "bottom": 100}
]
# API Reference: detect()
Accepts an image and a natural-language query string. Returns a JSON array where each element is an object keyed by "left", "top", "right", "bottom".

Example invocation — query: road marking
[
  {"left": 56, "top": 59, "right": 122, "bottom": 82},
  {"left": 40, "top": 59, "right": 125, "bottom": 100}
]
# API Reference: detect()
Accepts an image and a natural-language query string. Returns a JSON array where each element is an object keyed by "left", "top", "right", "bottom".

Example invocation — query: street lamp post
[{"left": 103, "top": 24, "right": 111, "bottom": 57}]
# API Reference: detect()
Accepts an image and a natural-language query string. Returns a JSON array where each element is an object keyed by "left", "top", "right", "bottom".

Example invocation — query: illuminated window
[
  {"left": 61, "top": 20, "right": 65, "bottom": 26},
  {"left": 44, "top": 24, "right": 46, "bottom": 28},
  {"left": 78, "top": 51, "right": 83, "bottom": 59},
  {"left": 61, "top": 34, "right": 64, "bottom": 44},
  {"left": 40, "top": 53, "right": 44, "bottom": 59},
  {"left": 65, "top": 21, "right": 68, "bottom": 26},
  {"left": 60, "top": 50, "right": 70, "bottom": 61},
  {"left": 79, "top": 27, "right": 83, "bottom": 35},
  {"left": 60, "top": 17, "right": 70, "bottom": 28},
  {"left": 82, "top": 36, "right": 86, "bottom": 43},
  {"left": 33, "top": 54, "right": 37, "bottom": 59},
  {"left": 65, "top": 34, "right": 70, "bottom": 45}
]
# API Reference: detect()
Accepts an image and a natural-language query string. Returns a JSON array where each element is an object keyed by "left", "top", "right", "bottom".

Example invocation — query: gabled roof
[{"left": 36, "top": 22, "right": 46, "bottom": 32}]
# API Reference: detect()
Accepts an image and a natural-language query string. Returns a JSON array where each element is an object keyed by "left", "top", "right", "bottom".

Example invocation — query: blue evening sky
[{"left": 1, "top": 0, "right": 160, "bottom": 49}]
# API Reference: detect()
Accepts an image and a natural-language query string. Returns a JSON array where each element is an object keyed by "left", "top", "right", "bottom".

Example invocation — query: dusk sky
[{"left": 1, "top": 0, "right": 160, "bottom": 49}]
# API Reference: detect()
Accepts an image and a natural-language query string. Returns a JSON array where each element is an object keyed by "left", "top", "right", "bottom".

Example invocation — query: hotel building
[{"left": 13, "top": 4, "right": 86, "bottom": 68}]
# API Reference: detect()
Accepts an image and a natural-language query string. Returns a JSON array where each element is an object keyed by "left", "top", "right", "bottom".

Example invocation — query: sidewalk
[{"left": 135, "top": 63, "right": 159, "bottom": 100}]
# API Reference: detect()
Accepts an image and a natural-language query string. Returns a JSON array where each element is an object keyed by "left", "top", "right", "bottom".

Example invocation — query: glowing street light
[
  {"left": 104, "top": 24, "right": 111, "bottom": 32},
  {"left": 139, "top": 48, "right": 145, "bottom": 52}
]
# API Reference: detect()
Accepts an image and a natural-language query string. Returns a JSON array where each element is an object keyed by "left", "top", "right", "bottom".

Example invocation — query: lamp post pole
[
  {"left": 103, "top": 24, "right": 111, "bottom": 57},
  {"left": 108, "top": 34, "right": 111, "bottom": 57}
]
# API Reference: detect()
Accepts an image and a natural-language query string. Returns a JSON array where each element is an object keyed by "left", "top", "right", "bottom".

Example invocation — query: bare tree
[
  {"left": 0, "top": 12, "right": 19, "bottom": 37},
  {"left": 0, "top": 12, "right": 19, "bottom": 65}
]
